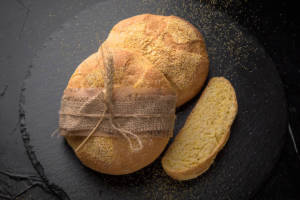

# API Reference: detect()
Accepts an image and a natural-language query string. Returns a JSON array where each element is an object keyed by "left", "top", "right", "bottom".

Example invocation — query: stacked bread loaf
[{"left": 61, "top": 14, "right": 210, "bottom": 175}]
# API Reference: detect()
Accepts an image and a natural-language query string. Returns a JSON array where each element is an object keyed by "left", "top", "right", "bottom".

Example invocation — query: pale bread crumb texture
[{"left": 162, "top": 77, "right": 238, "bottom": 180}]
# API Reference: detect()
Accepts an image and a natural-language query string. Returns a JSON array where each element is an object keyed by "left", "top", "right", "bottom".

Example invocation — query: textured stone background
[{"left": 0, "top": 0, "right": 299, "bottom": 199}]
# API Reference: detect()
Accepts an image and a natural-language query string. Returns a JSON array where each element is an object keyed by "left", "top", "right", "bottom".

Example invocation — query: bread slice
[{"left": 162, "top": 77, "right": 238, "bottom": 180}]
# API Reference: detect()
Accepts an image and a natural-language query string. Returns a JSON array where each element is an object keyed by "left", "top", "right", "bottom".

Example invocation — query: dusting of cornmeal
[{"left": 95, "top": 0, "right": 263, "bottom": 198}]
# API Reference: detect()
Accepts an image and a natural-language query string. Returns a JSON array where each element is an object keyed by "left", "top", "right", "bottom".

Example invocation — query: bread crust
[
  {"left": 65, "top": 48, "right": 173, "bottom": 175},
  {"left": 162, "top": 77, "right": 238, "bottom": 180},
  {"left": 104, "top": 14, "right": 209, "bottom": 106}
]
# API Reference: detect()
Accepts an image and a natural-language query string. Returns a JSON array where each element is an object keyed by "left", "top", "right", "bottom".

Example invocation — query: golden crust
[
  {"left": 65, "top": 48, "right": 173, "bottom": 175},
  {"left": 104, "top": 14, "right": 209, "bottom": 106}
]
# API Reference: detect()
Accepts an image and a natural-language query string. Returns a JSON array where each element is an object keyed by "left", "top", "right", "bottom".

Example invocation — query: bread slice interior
[{"left": 162, "top": 77, "right": 238, "bottom": 180}]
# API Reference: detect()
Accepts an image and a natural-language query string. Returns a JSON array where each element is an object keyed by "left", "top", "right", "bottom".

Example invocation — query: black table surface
[{"left": 0, "top": 0, "right": 299, "bottom": 200}]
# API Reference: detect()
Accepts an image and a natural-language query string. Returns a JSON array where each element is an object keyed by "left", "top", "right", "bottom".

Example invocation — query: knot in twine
[{"left": 75, "top": 45, "right": 143, "bottom": 152}]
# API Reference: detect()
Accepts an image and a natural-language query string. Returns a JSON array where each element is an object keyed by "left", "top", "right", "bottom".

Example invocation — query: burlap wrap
[
  {"left": 58, "top": 46, "right": 177, "bottom": 151},
  {"left": 59, "top": 87, "right": 176, "bottom": 137}
]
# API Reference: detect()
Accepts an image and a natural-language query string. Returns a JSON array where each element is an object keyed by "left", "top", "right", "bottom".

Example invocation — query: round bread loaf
[
  {"left": 65, "top": 48, "right": 174, "bottom": 175},
  {"left": 104, "top": 14, "right": 209, "bottom": 106}
]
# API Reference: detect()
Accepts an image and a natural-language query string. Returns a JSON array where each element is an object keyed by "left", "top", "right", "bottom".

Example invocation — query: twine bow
[{"left": 74, "top": 46, "right": 143, "bottom": 152}]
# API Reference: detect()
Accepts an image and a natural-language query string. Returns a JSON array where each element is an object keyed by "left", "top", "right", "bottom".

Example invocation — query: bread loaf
[
  {"left": 162, "top": 77, "right": 238, "bottom": 180},
  {"left": 65, "top": 48, "right": 175, "bottom": 175},
  {"left": 104, "top": 14, "right": 209, "bottom": 106},
  {"left": 63, "top": 14, "right": 210, "bottom": 175}
]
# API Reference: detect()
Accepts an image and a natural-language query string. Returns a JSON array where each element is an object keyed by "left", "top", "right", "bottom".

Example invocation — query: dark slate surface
[{"left": 0, "top": 0, "right": 298, "bottom": 200}]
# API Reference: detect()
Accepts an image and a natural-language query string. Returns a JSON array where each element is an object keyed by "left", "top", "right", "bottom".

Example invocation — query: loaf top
[
  {"left": 104, "top": 14, "right": 209, "bottom": 106},
  {"left": 67, "top": 48, "right": 173, "bottom": 91}
]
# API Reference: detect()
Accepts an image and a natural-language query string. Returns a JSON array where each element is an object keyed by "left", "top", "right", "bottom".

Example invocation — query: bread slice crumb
[{"left": 162, "top": 77, "right": 238, "bottom": 180}]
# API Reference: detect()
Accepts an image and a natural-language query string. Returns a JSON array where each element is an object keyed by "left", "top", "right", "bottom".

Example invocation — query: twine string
[
  {"left": 75, "top": 45, "right": 143, "bottom": 153},
  {"left": 75, "top": 106, "right": 107, "bottom": 152}
]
